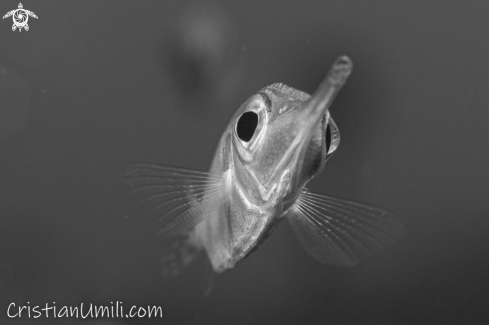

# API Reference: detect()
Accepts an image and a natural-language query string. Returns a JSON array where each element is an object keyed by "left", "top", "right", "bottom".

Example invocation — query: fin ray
[
  {"left": 125, "top": 163, "right": 223, "bottom": 236},
  {"left": 287, "top": 188, "right": 406, "bottom": 266}
]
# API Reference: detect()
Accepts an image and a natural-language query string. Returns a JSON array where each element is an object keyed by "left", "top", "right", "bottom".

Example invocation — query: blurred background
[{"left": 0, "top": 0, "right": 488, "bottom": 324}]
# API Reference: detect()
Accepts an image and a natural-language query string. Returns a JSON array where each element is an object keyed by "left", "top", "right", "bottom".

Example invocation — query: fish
[{"left": 125, "top": 56, "right": 405, "bottom": 277}]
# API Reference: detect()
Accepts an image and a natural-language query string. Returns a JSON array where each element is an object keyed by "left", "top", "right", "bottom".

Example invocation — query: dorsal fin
[{"left": 265, "top": 83, "right": 311, "bottom": 101}]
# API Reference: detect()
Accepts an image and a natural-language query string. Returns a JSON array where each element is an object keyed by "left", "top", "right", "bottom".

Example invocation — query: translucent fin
[
  {"left": 124, "top": 164, "right": 223, "bottom": 237},
  {"left": 287, "top": 188, "right": 406, "bottom": 267},
  {"left": 202, "top": 257, "right": 216, "bottom": 297},
  {"left": 159, "top": 231, "right": 202, "bottom": 277}
]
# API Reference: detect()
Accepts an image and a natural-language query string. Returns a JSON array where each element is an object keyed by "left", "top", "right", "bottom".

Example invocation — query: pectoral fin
[
  {"left": 287, "top": 188, "right": 406, "bottom": 266},
  {"left": 124, "top": 163, "right": 223, "bottom": 236}
]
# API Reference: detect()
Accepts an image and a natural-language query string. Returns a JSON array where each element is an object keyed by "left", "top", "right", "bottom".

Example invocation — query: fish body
[{"left": 126, "top": 56, "right": 405, "bottom": 275}]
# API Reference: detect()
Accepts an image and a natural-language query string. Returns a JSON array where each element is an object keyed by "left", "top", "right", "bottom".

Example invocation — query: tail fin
[
  {"left": 159, "top": 230, "right": 217, "bottom": 296},
  {"left": 159, "top": 230, "right": 202, "bottom": 277}
]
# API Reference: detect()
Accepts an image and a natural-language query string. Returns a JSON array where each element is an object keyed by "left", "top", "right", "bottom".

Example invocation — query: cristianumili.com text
[{"left": 6, "top": 302, "right": 163, "bottom": 319}]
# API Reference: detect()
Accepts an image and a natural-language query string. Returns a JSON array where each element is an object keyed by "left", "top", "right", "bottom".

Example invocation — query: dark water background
[{"left": 0, "top": 1, "right": 488, "bottom": 324}]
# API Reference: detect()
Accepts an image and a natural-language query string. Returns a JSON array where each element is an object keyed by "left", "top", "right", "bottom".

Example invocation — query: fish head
[
  {"left": 230, "top": 57, "right": 351, "bottom": 213},
  {"left": 210, "top": 57, "right": 352, "bottom": 266}
]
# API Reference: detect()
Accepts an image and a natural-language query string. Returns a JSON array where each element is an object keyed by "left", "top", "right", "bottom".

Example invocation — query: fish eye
[
  {"left": 325, "top": 118, "right": 340, "bottom": 159},
  {"left": 236, "top": 111, "right": 259, "bottom": 142},
  {"left": 325, "top": 123, "right": 331, "bottom": 153}
]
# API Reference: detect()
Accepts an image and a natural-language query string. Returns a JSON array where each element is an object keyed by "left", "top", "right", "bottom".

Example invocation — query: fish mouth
[{"left": 267, "top": 56, "right": 352, "bottom": 188}]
